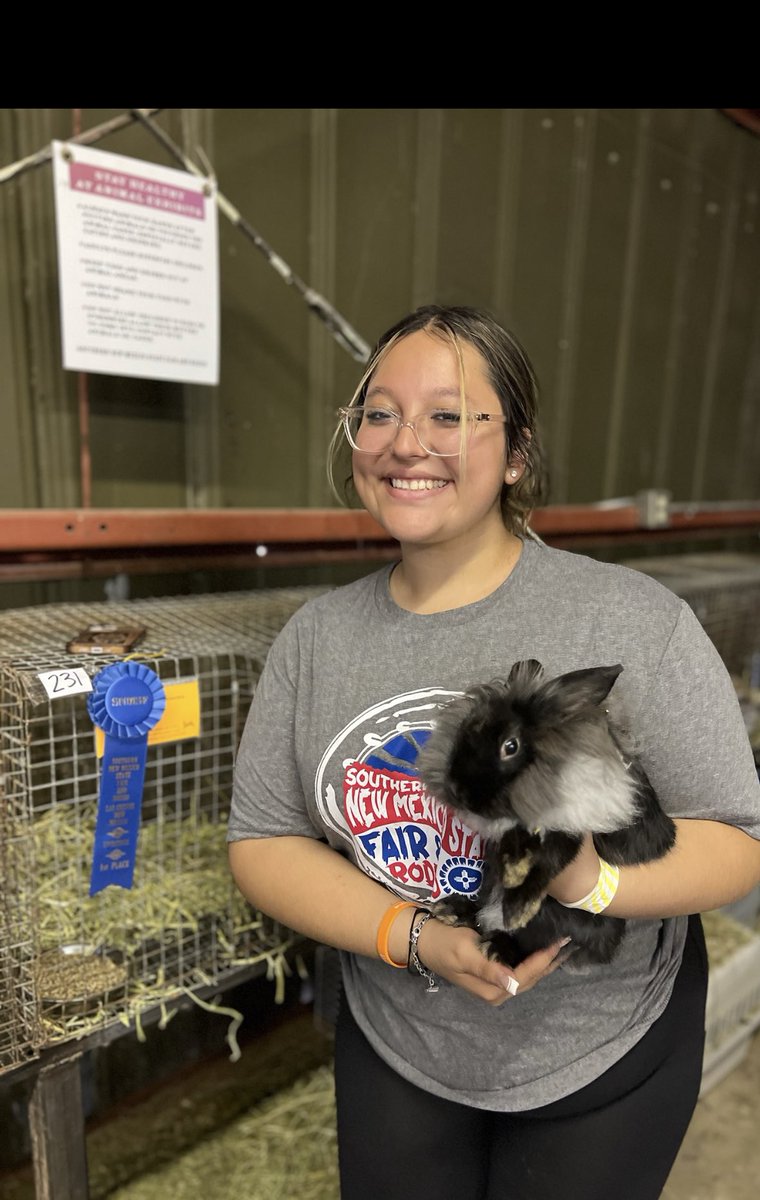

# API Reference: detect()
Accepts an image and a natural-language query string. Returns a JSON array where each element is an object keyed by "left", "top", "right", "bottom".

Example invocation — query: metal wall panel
[
  {"left": 212, "top": 108, "right": 312, "bottom": 508},
  {"left": 0, "top": 107, "right": 758, "bottom": 527},
  {"left": 6, "top": 109, "right": 80, "bottom": 508},
  {"left": 329, "top": 108, "right": 421, "bottom": 433},
  {"left": 565, "top": 109, "right": 637, "bottom": 503},
  {"left": 0, "top": 110, "right": 38, "bottom": 506}
]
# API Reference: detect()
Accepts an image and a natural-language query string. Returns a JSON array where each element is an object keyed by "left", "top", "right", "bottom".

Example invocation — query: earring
[{"left": 509, "top": 469, "right": 518, "bottom": 478}]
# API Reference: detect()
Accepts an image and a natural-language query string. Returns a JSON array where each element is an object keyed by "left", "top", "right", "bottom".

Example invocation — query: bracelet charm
[{"left": 408, "top": 908, "right": 439, "bottom": 993}]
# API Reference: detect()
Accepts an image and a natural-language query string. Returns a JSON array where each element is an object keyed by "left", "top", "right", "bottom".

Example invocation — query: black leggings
[{"left": 334, "top": 914, "right": 708, "bottom": 1200}]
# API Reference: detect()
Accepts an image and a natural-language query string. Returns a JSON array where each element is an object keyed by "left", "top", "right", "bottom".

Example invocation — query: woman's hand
[{"left": 416, "top": 917, "right": 572, "bottom": 1006}]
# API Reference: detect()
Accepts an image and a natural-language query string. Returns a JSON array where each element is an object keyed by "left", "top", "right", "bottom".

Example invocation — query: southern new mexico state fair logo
[{"left": 315, "top": 688, "right": 486, "bottom": 902}]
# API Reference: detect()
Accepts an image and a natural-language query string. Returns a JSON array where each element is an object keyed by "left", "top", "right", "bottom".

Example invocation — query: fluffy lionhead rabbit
[{"left": 416, "top": 659, "right": 676, "bottom": 968}]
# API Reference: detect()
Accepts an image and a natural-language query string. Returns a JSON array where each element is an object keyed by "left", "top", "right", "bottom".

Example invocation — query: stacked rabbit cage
[
  {"left": 0, "top": 585, "right": 328, "bottom": 1078},
  {"left": 624, "top": 551, "right": 760, "bottom": 680},
  {"left": 624, "top": 550, "right": 760, "bottom": 802},
  {"left": 624, "top": 550, "right": 760, "bottom": 1092}
]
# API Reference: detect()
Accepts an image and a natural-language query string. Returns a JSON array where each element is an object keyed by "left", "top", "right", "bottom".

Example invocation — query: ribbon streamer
[{"left": 87, "top": 661, "right": 166, "bottom": 896}]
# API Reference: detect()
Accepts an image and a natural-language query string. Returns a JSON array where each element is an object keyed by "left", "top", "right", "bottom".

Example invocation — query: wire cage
[
  {"left": 700, "top": 909, "right": 760, "bottom": 1095},
  {"left": 622, "top": 551, "right": 760, "bottom": 681},
  {"left": 0, "top": 586, "right": 328, "bottom": 1077},
  {"left": 624, "top": 550, "right": 760, "bottom": 772},
  {"left": 624, "top": 552, "right": 760, "bottom": 966}
]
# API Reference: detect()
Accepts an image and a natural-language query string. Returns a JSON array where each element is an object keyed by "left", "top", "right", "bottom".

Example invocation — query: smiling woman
[
  {"left": 228, "top": 304, "right": 760, "bottom": 1200},
  {"left": 348, "top": 330, "right": 521, "bottom": 594},
  {"left": 326, "top": 308, "right": 546, "bottom": 615}
]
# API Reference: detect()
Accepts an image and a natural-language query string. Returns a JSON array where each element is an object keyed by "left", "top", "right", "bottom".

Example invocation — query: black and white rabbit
[{"left": 416, "top": 659, "right": 676, "bottom": 968}]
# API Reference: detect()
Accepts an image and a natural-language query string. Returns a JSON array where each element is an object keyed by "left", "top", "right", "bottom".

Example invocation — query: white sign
[
  {"left": 38, "top": 667, "right": 93, "bottom": 700},
  {"left": 51, "top": 140, "right": 219, "bottom": 386}
]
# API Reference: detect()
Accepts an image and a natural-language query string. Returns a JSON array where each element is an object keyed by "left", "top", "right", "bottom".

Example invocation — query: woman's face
[{"left": 351, "top": 329, "right": 522, "bottom": 553}]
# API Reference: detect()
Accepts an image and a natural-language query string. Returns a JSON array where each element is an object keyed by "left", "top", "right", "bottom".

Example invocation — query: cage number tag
[{"left": 38, "top": 667, "right": 93, "bottom": 699}]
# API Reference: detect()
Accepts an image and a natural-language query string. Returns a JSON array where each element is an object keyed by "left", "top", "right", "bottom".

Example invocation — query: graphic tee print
[{"left": 315, "top": 688, "right": 486, "bottom": 902}]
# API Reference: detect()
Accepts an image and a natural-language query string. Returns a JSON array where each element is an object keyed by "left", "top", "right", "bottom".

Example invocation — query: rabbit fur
[{"left": 415, "top": 659, "right": 676, "bottom": 968}]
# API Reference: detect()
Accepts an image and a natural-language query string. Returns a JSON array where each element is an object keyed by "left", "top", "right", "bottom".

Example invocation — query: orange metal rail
[{"left": 0, "top": 504, "right": 758, "bottom": 582}]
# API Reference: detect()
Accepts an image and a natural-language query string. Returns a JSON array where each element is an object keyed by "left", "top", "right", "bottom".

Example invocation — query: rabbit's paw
[
  {"left": 480, "top": 931, "right": 521, "bottom": 969},
  {"left": 502, "top": 891, "right": 545, "bottom": 932},
  {"left": 429, "top": 896, "right": 479, "bottom": 929},
  {"left": 500, "top": 849, "right": 536, "bottom": 888}
]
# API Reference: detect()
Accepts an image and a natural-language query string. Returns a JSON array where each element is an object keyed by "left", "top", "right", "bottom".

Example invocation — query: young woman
[{"left": 228, "top": 305, "right": 760, "bottom": 1199}]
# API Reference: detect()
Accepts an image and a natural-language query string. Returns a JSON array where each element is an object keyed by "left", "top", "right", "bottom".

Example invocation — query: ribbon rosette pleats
[{"left": 87, "top": 661, "right": 166, "bottom": 896}]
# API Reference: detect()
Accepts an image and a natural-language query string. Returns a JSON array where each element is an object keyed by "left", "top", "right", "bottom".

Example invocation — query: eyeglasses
[{"left": 337, "top": 405, "right": 507, "bottom": 458}]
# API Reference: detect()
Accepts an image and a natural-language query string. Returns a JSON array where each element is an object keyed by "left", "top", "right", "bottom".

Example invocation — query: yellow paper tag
[{"left": 95, "top": 678, "right": 200, "bottom": 757}]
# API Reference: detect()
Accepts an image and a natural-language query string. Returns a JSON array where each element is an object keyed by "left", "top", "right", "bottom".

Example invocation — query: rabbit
[{"left": 415, "top": 659, "right": 677, "bottom": 968}]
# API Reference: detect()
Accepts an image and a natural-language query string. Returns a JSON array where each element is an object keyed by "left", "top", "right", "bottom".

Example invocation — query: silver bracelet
[{"left": 408, "top": 909, "right": 439, "bottom": 993}]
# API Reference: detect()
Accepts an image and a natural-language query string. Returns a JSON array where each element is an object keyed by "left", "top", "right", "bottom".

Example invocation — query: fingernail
[
  {"left": 504, "top": 976, "right": 519, "bottom": 996},
  {"left": 558, "top": 936, "right": 572, "bottom": 947}
]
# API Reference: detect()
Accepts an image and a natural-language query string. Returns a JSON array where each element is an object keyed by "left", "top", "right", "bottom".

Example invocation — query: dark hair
[{"left": 327, "top": 304, "right": 548, "bottom": 535}]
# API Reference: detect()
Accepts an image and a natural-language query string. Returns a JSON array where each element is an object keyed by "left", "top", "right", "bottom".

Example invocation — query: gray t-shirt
[{"left": 228, "top": 538, "right": 760, "bottom": 1111}]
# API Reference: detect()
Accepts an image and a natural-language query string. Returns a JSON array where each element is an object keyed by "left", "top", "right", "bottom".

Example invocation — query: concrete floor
[{"left": 664, "top": 1026, "right": 760, "bottom": 1200}]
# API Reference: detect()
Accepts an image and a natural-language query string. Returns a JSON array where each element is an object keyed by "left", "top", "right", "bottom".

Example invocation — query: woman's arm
[
  {"left": 548, "top": 819, "right": 760, "bottom": 917},
  {"left": 230, "top": 835, "right": 414, "bottom": 961},
  {"left": 229, "top": 834, "right": 568, "bottom": 1003}
]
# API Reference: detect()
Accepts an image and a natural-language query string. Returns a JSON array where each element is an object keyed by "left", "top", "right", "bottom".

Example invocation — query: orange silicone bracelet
[{"left": 376, "top": 900, "right": 417, "bottom": 967}]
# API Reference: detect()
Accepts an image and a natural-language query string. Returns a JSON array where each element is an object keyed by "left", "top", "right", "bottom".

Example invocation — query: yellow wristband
[
  {"left": 376, "top": 900, "right": 417, "bottom": 967},
  {"left": 559, "top": 857, "right": 620, "bottom": 914}
]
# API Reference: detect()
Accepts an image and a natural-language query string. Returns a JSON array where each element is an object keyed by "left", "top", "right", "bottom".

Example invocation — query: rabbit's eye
[{"left": 499, "top": 737, "right": 520, "bottom": 760}]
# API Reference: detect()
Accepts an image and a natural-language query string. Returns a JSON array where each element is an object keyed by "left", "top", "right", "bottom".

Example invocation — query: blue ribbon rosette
[{"left": 87, "top": 661, "right": 166, "bottom": 896}]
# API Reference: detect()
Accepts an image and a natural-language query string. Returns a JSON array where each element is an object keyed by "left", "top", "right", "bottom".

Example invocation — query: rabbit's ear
[
  {"left": 507, "top": 659, "right": 544, "bottom": 685},
  {"left": 544, "top": 664, "right": 623, "bottom": 715}
]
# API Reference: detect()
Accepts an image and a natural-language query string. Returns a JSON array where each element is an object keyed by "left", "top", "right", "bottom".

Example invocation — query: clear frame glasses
[{"left": 337, "top": 405, "right": 507, "bottom": 458}]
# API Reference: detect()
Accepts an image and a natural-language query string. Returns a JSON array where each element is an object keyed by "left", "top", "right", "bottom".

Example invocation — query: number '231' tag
[{"left": 38, "top": 667, "right": 93, "bottom": 700}]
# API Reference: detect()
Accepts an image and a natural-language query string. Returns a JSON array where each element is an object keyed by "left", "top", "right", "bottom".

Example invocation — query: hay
[
  {"left": 30, "top": 800, "right": 252, "bottom": 956},
  {"left": 26, "top": 799, "right": 295, "bottom": 1045},
  {"left": 702, "top": 909, "right": 760, "bottom": 967},
  {"left": 107, "top": 1064, "right": 339, "bottom": 1200}
]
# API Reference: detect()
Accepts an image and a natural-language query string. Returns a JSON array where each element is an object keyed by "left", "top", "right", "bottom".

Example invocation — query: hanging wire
[
  {"left": 129, "top": 109, "right": 371, "bottom": 363},
  {"left": 0, "top": 109, "right": 164, "bottom": 185},
  {"left": 0, "top": 107, "right": 371, "bottom": 364}
]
